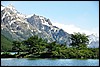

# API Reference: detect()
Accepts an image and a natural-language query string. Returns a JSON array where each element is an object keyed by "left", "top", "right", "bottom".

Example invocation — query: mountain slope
[
  {"left": 1, "top": 4, "right": 99, "bottom": 48},
  {"left": 1, "top": 4, "right": 71, "bottom": 46},
  {"left": 1, "top": 34, "right": 12, "bottom": 51}
]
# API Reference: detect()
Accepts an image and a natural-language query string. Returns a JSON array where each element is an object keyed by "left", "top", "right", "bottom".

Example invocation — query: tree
[
  {"left": 20, "top": 41, "right": 27, "bottom": 52},
  {"left": 23, "top": 35, "right": 47, "bottom": 55},
  {"left": 70, "top": 32, "right": 89, "bottom": 48},
  {"left": 12, "top": 41, "right": 21, "bottom": 54},
  {"left": 23, "top": 35, "right": 39, "bottom": 53},
  {"left": 46, "top": 41, "right": 57, "bottom": 53}
]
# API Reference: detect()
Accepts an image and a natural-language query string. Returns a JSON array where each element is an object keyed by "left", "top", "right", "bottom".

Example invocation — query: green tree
[
  {"left": 23, "top": 35, "right": 47, "bottom": 55},
  {"left": 23, "top": 35, "right": 38, "bottom": 53},
  {"left": 12, "top": 41, "right": 21, "bottom": 54},
  {"left": 20, "top": 41, "right": 27, "bottom": 52},
  {"left": 70, "top": 32, "right": 89, "bottom": 48},
  {"left": 46, "top": 41, "right": 57, "bottom": 53}
]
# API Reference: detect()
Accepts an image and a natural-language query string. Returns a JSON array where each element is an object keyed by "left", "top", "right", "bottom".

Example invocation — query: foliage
[
  {"left": 2, "top": 33, "right": 99, "bottom": 59},
  {"left": 12, "top": 41, "right": 22, "bottom": 54},
  {"left": 70, "top": 32, "right": 89, "bottom": 48}
]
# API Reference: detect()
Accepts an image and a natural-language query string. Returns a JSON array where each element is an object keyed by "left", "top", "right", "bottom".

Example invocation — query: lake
[{"left": 1, "top": 58, "right": 99, "bottom": 66}]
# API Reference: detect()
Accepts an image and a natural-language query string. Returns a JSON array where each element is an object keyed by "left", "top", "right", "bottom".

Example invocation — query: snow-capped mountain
[
  {"left": 1, "top": 4, "right": 99, "bottom": 48},
  {"left": 88, "top": 34, "right": 99, "bottom": 48},
  {"left": 1, "top": 4, "right": 71, "bottom": 45}
]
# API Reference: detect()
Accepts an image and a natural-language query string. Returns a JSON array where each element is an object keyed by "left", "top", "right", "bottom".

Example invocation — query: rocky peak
[
  {"left": 7, "top": 4, "right": 14, "bottom": 8},
  {"left": 5, "top": 4, "right": 18, "bottom": 14},
  {"left": 0, "top": 4, "right": 74, "bottom": 46}
]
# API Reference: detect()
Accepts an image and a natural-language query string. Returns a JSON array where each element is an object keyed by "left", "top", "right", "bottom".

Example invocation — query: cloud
[{"left": 52, "top": 22, "right": 99, "bottom": 37}]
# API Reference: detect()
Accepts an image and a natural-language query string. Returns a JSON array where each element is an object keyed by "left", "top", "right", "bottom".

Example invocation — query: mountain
[
  {"left": 1, "top": 4, "right": 71, "bottom": 46},
  {"left": 88, "top": 34, "right": 99, "bottom": 48},
  {"left": 1, "top": 4, "right": 99, "bottom": 48}
]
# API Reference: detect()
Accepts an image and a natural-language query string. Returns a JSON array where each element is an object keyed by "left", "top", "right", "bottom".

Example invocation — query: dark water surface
[{"left": 1, "top": 58, "right": 99, "bottom": 66}]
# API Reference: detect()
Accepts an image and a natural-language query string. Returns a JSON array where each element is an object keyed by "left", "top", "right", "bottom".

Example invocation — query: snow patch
[
  {"left": 17, "top": 14, "right": 26, "bottom": 18},
  {"left": 2, "top": 13, "right": 7, "bottom": 20},
  {"left": 27, "top": 24, "right": 30, "bottom": 29},
  {"left": 42, "top": 27, "right": 44, "bottom": 30},
  {"left": 1, "top": 28, "right": 3, "bottom": 30},
  {"left": 25, "top": 14, "right": 34, "bottom": 18},
  {"left": 53, "top": 27, "right": 59, "bottom": 32},
  {"left": 42, "top": 20, "right": 51, "bottom": 27},
  {"left": 39, "top": 16, "right": 44, "bottom": 19},
  {"left": 31, "top": 30, "right": 33, "bottom": 32},
  {"left": 9, "top": 20, "right": 16, "bottom": 25},
  {"left": 1, "top": 6, "right": 5, "bottom": 11},
  {"left": 6, "top": 4, "right": 17, "bottom": 13}
]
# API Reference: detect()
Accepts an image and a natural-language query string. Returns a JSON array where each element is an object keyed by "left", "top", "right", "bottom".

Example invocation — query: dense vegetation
[{"left": 1, "top": 32, "right": 99, "bottom": 59}]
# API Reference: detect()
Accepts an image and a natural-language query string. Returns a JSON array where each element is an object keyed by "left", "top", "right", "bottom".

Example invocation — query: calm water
[{"left": 1, "top": 58, "right": 99, "bottom": 66}]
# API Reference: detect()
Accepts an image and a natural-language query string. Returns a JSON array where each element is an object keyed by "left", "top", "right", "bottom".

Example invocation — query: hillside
[
  {"left": 1, "top": 34, "right": 12, "bottom": 51},
  {"left": 1, "top": 4, "right": 71, "bottom": 46}
]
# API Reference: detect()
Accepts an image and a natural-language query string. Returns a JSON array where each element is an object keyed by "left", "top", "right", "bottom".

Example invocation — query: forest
[{"left": 1, "top": 32, "right": 99, "bottom": 59}]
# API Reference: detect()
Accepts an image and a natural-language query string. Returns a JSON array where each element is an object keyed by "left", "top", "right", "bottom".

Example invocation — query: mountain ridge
[
  {"left": 1, "top": 4, "right": 71, "bottom": 45},
  {"left": 1, "top": 4, "right": 99, "bottom": 48}
]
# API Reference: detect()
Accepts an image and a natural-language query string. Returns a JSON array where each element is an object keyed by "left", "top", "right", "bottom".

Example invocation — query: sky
[{"left": 1, "top": 1, "right": 99, "bottom": 36}]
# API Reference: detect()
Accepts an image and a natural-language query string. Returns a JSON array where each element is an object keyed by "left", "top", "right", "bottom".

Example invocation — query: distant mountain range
[{"left": 1, "top": 4, "right": 99, "bottom": 48}]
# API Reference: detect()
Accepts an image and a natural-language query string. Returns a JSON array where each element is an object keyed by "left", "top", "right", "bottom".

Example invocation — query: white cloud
[{"left": 52, "top": 22, "right": 99, "bottom": 37}]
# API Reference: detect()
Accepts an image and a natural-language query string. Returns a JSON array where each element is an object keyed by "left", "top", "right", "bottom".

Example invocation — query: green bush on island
[{"left": 1, "top": 32, "right": 99, "bottom": 59}]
